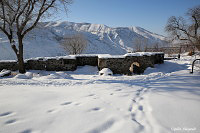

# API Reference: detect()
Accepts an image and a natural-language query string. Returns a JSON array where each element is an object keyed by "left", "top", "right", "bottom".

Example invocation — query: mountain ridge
[{"left": 0, "top": 21, "right": 168, "bottom": 60}]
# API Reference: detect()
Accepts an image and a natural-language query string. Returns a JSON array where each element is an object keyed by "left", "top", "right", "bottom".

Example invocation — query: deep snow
[{"left": 0, "top": 55, "right": 200, "bottom": 133}]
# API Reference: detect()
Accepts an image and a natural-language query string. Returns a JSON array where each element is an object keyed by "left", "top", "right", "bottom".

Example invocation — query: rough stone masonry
[{"left": 0, "top": 52, "right": 164, "bottom": 75}]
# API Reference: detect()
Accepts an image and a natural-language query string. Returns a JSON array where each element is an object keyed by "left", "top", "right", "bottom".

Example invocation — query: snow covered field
[{"left": 0, "top": 56, "right": 200, "bottom": 133}]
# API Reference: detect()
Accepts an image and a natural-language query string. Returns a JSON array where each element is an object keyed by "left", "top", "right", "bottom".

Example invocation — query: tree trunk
[{"left": 17, "top": 35, "right": 26, "bottom": 73}]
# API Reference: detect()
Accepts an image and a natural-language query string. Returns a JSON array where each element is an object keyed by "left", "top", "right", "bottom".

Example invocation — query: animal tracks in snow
[
  {"left": 47, "top": 101, "right": 79, "bottom": 114},
  {"left": 0, "top": 111, "right": 13, "bottom": 117},
  {"left": 129, "top": 78, "right": 162, "bottom": 133},
  {"left": 129, "top": 86, "right": 152, "bottom": 131},
  {"left": 20, "top": 129, "right": 32, "bottom": 133},
  {"left": 0, "top": 111, "right": 18, "bottom": 125},
  {"left": 88, "top": 107, "right": 103, "bottom": 113},
  {"left": 115, "top": 89, "right": 122, "bottom": 92},
  {"left": 19, "top": 128, "right": 41, "bottom": 133},
  {"left": 138, "top": 105, "right": 143, "bottom": 111},
  {"left": 47, "top": 109, "right": 57, "bottom": 113},
  {"left": 4, "top": 119, "right": 18, "bottom": 125},
  {"left": 0, "top": 111, "right": 20, "bottom": 131},
  {"left": 87, "top": 94, "right": 95, "bottom": 97},
  {"left": 91, "top": 107, "right": 101, "bottom": 111},
  {"left": 60, "top": 102, "right": 72, "bottom": 106}
]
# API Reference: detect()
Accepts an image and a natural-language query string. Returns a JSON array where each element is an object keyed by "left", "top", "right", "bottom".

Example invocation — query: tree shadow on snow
[
  {"left": 96, "top": 61, "right": 200, "bottom": 97},
  {"left": 148, "top": 74, "right": 200, "bottom": 100}
]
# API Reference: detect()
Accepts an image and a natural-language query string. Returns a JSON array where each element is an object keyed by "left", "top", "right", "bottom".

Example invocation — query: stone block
[
  {"left": 0, "top": 61, "right": 18, "bottom": 71},
  {"left": 76, "top": 56, "right": 98, "bottom": 66}
]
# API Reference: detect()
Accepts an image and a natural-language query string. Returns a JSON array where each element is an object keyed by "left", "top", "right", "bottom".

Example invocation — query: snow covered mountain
[{"left": 0, "top": 21, "right": 168, "bottom": 60}]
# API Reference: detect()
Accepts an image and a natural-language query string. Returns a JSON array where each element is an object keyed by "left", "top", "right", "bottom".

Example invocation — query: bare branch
[
  {"left": 165, "top": 5, "right": 200, "bottom": 49},
  {"left": 22, "top": 0, "right": 55, "bottom": 37},
  {"left": 61, "top": 33, "right": 88, "bottom": 55},
  {"left": 0, "top": 0, "right": 73, "bottom": 73}
]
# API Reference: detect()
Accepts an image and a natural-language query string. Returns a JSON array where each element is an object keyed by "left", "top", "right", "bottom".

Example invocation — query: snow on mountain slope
[{"left": 0, "top": 21, "right": 168, "bottom": 60}]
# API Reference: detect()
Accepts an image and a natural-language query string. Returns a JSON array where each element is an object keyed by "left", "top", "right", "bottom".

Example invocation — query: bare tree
[
  {"left": 153, "top": 42, "right": 160, "bottom": 51},
  {"left": 165, "top": 5, "right": 200, "bottom": 50},
  {"left": 61, "top": 33, "right": 88, "bottom": 55},
  {"left": 0, "top": 0, "right": 72, "bottom": 73},
  {"left": 133, "top": 37, "right": 148, "bottom": 52}
]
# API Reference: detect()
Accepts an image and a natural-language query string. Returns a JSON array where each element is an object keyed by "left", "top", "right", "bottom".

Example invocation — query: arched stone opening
[{"left": 129, "top": 62, "right": 142, "bottom": 74}]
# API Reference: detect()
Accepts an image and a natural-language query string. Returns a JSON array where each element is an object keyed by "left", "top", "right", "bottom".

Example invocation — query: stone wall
[
  {"left": 0, "top": 61, "right": 18, "bottom": 71},
  {"left": 98, "top": 53, "right": 164, "bottom": 74},
  {"left": 0, "top": 53, "right": 164, "bottom": 74},
  {"left": 26, "top": 58, "right": 77, "bottom": 71},
  {"left": 0, "top": 58, "right": 77, "bottom": 72},
  {"left": 76, "top": 55, "right": 98, "bottom": 66},
  {"left": 98, "top": 57, "right": 128, "bottom": 74},
  {"left": 26, "top": 59, "right": 46, "bottom": 70},
  {"left": 154, "top": 53, "right": 164, "bottom": 64}
]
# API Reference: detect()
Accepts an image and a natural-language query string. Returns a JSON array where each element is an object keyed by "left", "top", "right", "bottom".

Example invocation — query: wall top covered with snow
[
  {"left": 98, "top": 54, "right": 125, "bottom": 59},
  {"left": 75, "top": 54, "right": 98, "bottom": 57},
  {"left": 125, "top": 52, "right": 164, "bottom": 57},
  {"left": 25, "top": 55, "right": 76, "bottom": 61},
  {"left": 0, "top": 60, "right": 17, "bottom": 63},
  {"left": 1, "top": 52, "right": 164, "bottom": 62},
  {"left": 98, "top": 52, "right": 164, "bottom": 59}
]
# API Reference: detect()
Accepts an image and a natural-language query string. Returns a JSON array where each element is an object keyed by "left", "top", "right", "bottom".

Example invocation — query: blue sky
[{"left": 58, "top": 0, "right": 200, "bottom": 36}]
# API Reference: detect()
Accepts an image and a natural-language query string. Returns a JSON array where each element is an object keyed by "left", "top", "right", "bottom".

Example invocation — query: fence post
[
  {"left": 190, "top": 59, "right": 200, "bottom": 73},
  {"left": 178, "top": 47, "right": 181, "bottom": 59}
]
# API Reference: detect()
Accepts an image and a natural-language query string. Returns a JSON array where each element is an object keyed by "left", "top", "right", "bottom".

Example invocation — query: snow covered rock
[
  {"left": 0, "top": 69, "right": 11, "bottom": 77},
  {"left": 14, "top": 72, "right": 33, "bottom": 79},
  {"left": 99, "top": 68, "right": 113, "bottom": 76},
  {"left": 38, "top": 72, "right": 71, "bottom": 79},
  {"left": 25, "top": 72, "right": 33, "bottom": 78},
  {"left": 14, "top": 74, "right": 30, "bottom": 79}
]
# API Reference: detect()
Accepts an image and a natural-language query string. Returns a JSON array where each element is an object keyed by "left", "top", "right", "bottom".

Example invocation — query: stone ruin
[
  {"left": 0, "top": 52, "right": 164, "bottom": 75},
  {"left": 98, "top": 53, "right": 164, "bottom": 74}
]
